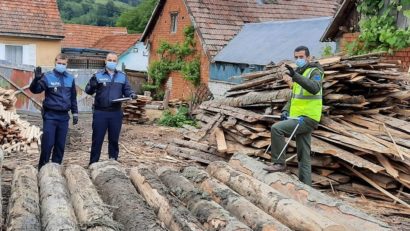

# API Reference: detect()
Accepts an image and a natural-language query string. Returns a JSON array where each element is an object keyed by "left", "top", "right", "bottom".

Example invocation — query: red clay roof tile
[
  {"left": 93, "top": 34, "right": 141, "bottom": 55},
  {"left": 62, "top": 24, "right": 128, "bottom": 49},
  {"left": 0, "top": 0, "right": 64, "bottom": 38}
]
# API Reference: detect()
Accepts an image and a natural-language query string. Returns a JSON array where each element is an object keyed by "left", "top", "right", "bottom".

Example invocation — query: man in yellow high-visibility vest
[{"left": 263, "top": 46, "right": 323, "bottom": 186}]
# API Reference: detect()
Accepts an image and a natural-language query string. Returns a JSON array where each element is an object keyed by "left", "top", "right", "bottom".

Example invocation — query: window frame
[
  {"left": 170, "top": 12, "right": 179, "bottom": 34},
  {"left": 5, "top": 44, "right": 23, "bottom": 65}
]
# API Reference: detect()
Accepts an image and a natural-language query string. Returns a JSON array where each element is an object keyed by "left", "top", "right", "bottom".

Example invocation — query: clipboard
[{"left": 111, "top": 97, "right": 131, "bottom": 103}]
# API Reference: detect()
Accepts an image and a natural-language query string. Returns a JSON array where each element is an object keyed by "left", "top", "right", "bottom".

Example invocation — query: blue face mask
[
  {"left": 55, "top": 64, "right": 66, "bottom": 73},
  {"left": 295, "top": 58, "right": 307, "bottom": 68},
  {"left": 106, "top": 61, "right": 117, "bottom": 70}
]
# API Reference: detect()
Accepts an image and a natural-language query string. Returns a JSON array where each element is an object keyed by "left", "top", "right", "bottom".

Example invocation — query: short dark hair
[
  {"left": 106, "top": 52, "right": 118, "bottom": 59},
  {"left": 294, "top": 46, "right": 310, "bottom": 57},
  {"left": 55, "top": 53, "right": 68, "bottom": 61}
]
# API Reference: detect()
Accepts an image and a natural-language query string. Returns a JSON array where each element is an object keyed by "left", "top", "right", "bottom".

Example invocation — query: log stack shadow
[{"left": 4, "top": 158, "right": 391, "bottom": 230}]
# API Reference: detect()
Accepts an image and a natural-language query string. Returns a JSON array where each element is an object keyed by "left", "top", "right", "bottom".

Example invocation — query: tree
[{"left": 116, "top": 0, "right": 158, "bottom": 33}]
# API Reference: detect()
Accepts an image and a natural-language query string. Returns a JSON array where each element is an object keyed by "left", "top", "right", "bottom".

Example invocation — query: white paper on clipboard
[{"left": 111, "top": 97, "right": 131, "bottom": 103}]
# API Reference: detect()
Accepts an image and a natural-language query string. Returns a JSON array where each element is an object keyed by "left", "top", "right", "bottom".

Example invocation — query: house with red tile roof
[
  {"left": 62, "top": 24, "right": 147, "bottom": 72},
  {"left": 141, "top": 0, "right": 341, "bottom": 100},
  {"left": 0, "top": 0, "right": 64, "bottom": 67}
]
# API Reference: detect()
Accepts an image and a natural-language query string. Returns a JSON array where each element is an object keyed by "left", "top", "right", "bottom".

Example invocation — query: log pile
[
  {"left": 65, "top": 165, "right": 121, "bottom": 231},
  {"left": 122, "top": 96, "right": 151, "bottom": 124},
  {"left": 90, "top": 161, "right": 165, "bottom": 231},
  {"left": 0, "top": 88, "right": 41, "bottom": 154},
  {"left": 4, "top": 160, "right": 391, "bottom": 230},
  {"left": 168, "top": 53, "right": 410, "bottom": 207}
]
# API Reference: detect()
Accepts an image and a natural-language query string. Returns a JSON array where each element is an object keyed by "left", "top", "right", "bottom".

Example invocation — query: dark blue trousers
[
  {"left": 90, "top": 110, "right": 123, "bottom": 165},
  {"left": 39, "top": 119, "right": 69, "bottom": 169}
]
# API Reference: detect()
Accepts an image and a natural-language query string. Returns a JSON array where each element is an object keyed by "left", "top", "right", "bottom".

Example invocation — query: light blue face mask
[
  {"left": 55, "top": 64, "right": 66, "bottom": 73},
  {"left": 106, "top": 61, "right": 117, "bottom": 70},
  {"left": 295, "top": 58, "right": 307, "bottom": 68}
]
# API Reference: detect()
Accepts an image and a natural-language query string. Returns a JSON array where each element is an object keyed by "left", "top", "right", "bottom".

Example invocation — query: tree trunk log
[
  {"left": 90, "top": 161, "right": 165, "bottom": 231},
  {"left": 182, "top": 166, "right": 291, "bottom": 231},
  {"left": 227, "top": 73, "right": 280, "bottom": 92},
  {"left": 65, "top": 165, "right": 121, "bottom": 231},
  {"left": 157, "top": 167, "right": 251, "bottom": 231},
  {"left": 39, "top": 163, "right": 79, "bottom": 231},
  {"left": 228, "top": 153, "right": 391, "bottom": 231},
  {"left": 200, "top": 102, "right": 262, "bottom": 123},
  {"left": 172, "top": 139, "right": 217, "bottom": 154},
  {"left": 6, "top": 165, "right": 41, "bottom": 231},
  {"left": 210, "top": 90, "right": 291, "bottom": 107},
  {"left": 130, "top": 165, "right": 204, "bottom": 231},
  {"left": 166, "top": 144, "right": 225, "bottom": 164},
  {"left": 206, "top": 162, "right": 344, "bottom": 231}
]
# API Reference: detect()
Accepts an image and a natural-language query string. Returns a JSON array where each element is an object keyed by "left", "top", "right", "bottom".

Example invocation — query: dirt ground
[{"left": 1, "top": 111, "right": 409, "bottom": 230}]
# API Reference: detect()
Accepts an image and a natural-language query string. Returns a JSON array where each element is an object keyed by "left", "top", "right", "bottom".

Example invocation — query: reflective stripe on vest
[{"left": 289, "top": 67, "right": 323, "bottom": 122}]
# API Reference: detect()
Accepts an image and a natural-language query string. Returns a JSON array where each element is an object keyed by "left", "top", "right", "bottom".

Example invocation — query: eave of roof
[
  {"left": 321, "top": 0, "right": 356, "bottom": 42},
  {"left": 0, "top": 32, "right": 64, "bottom": 40},
  {"left": 140, "top": 0, "right": 166, "bottom": 42}
]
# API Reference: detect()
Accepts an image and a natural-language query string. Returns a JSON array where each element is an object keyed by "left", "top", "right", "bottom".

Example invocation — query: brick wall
[
  {"left": 146, "top": 0, "right": 210, "bottom": 100},
  {"left": 340, "top": 32, "right": 410, "bottom": 71}
]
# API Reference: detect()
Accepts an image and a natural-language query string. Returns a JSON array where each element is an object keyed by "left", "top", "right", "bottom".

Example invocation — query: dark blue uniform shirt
[
  {"left": 29, "top": 70, "right": 78, "bottom": 121},
  {"left": 85, "top": 69, "right": 134, "bottom": 111}
]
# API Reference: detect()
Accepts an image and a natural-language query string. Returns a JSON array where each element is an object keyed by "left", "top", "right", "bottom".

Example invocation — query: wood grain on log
[
  {"left": 157, "top": 168, "right": 251, "bottom": 231},
  {"left": 65, "top": 165, "right": 120, "bottom": 231},
  {"left": 6, "top": 165, "right": 41, "bottom": 231},
  {"left": 39, "top": 163, "right": 79, "bottom": 231},
  {"left": 130, "top": 166, "right": 204, "bottom": 231},
  {"left": 90, "top": 161, "right": 165, "bottom": 231},
  {"left": 182, "top": 166, "right": 291, "bottom": 231},
  {"left": 228, "top": 153, "right": 391, "bottom": 231},
  {"left": 206, "top": 161, "right": 344, "bottom": 231}
]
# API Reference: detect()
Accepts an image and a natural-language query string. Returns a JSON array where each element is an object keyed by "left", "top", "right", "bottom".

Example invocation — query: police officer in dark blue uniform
[
  {"left": 30, "top": 54, "right": 78, "bottom": 169},
  {"left": 86, "top": 53, "right": 136, "bottom": 165}
]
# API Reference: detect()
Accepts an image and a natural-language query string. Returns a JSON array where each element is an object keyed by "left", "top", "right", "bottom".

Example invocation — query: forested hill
[
  {"left": 57, "top": 0, "right": 157, "bottom": 33},
  {"left": 57, "top": 0, "right": 141, "bottom": 26}
]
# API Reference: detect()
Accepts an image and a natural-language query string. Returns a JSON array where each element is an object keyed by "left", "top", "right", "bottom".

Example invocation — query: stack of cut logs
[
  {"left": 0, "top": 88, "right": 41, "bottom": 154},
  {"left": 168, "top": 53, "right": 410, "bottom": 207},
  {"left": 6, "top": 160, "right": 391, "bottom": 230},
  {"left": 122, "top": 95, "right": 150, "bottom": 124}
]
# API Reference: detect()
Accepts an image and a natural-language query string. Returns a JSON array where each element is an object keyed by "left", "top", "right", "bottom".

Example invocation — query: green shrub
[{"left": 158, "top": 106, "right": 196, "bottom": 127}]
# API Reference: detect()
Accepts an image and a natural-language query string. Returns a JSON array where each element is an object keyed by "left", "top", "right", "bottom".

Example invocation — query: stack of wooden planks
[
  {"left": 122, "top": 96, "right": 151, "bottom": 125},
  {"left": 0, "top": 88, "right": 41, "bottom": 154},
  {"left": 168, "top": 53, "right": 410, "bottom": 207}
]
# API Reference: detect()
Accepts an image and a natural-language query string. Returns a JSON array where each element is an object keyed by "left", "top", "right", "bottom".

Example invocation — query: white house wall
[{"left": 118, "top": 42, "right": 149, "bottom": 72}]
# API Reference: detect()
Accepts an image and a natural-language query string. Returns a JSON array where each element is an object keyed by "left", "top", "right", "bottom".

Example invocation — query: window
[
  {"left": 170, "top": 12, "right": 178, "bottom": 33},
  {"left": 5, "top": 45, "right": 23, "bottom": 65}
]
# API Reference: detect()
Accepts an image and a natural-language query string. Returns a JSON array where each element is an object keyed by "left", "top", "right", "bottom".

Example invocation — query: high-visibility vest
[{"left": 289, "top": 67, "right": 323, "bottom": 122}]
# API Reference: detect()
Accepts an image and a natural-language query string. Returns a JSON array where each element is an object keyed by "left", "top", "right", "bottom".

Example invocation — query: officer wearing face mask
[
  {"left": 85, "top": 52, "right": 136, "bottom": 165},
  {"left": 263, "top": 46, "right": 323, "bottom": 186},
  {"left": 29, "top": 53, "right": 78, "bottom": 169}
]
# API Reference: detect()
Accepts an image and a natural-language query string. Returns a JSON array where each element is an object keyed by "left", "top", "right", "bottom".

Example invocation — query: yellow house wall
[{"left": 0, "top": 36, "right": 61, "bottom": 67}]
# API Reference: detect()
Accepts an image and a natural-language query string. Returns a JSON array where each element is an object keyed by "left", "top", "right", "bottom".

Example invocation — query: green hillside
[{"left": 57, "top": 0, "right": 141, "bottom": 26}]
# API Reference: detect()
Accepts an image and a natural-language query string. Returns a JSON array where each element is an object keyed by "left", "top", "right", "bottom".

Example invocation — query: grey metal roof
[{"left": 213, "top": 17, "right": 335, "bottom": 66}]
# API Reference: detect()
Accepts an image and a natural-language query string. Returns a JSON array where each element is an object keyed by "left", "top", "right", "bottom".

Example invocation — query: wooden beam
[{"left": 342, "top": 162, "right": 410, "bottom": 209}]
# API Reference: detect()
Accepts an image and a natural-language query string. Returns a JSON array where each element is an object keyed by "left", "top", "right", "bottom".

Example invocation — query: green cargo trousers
[{"left": 270, "top": 117, "right": 318, "bottom": 186}]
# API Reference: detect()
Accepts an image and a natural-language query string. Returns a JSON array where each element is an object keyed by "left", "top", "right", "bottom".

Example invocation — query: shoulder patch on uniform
[{"left": 313, "top": 75, "right": 321, "bottom": 81}]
